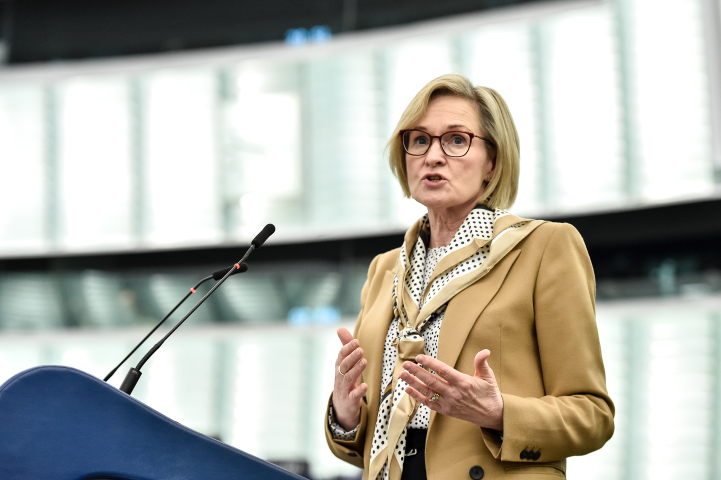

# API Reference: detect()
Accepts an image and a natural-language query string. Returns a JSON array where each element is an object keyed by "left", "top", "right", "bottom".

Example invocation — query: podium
[{"left": 0, "top": 365, "right": 305, "bottom": 479}]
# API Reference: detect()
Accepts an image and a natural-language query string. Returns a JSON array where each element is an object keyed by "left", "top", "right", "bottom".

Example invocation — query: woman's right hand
[{"left": 332, "top": 327, "right": 368, "bottom": 431}]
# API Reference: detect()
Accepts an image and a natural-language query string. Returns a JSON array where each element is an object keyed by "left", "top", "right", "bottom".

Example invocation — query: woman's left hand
[{"left": 400, "top": 350, "right": 504, "bottom": 431}]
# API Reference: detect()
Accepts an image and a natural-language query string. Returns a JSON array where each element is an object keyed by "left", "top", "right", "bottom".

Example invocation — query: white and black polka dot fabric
[
  {"left": 368, "top": 248, "right": 445, "bottom": 478},
  {"left": 419, "top": 208, "right": 507, "bottom": 309},
  {"left": 328, "top": 398, "right": 360, "bottom": 440}
]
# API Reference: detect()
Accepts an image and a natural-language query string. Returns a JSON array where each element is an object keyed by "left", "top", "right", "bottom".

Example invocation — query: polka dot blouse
[{"left": 329, "top": 246, "right": 445, "bottom": 438}]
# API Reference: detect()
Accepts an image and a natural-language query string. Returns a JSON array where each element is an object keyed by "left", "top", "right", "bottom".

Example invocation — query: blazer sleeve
[
  {"left": 482, "top": 222, "right": 615, "bottom": 462},
  {"left": 323, "top": 253, "right": 381, "bottom": 467}
]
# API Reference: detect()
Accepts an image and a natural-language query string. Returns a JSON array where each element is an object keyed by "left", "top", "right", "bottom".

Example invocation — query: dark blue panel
[{"left": 0, "top": 366, "right": 305, "bottom": 480}]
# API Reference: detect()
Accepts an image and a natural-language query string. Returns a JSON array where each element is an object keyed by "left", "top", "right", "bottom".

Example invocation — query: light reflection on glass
[
  {"left": 143, "top": 69, "right": 220, "bottom": 245},
  {"left": 0, "top": 85, "right": 46, "bottom": 252},
  {"left": 57, "top": 76, "right": 133, "bottom": 248}
]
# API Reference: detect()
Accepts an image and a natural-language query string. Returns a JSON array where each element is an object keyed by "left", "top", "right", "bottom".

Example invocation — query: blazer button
[
  {"left": 520, "top": 450, "right": 528, "bottom": 460},
  {"left": 469, "top": 465, "right": 484, "bottom": 479},
  {"left": 533, "top": 451, "right": 541, "bottom": 460}
]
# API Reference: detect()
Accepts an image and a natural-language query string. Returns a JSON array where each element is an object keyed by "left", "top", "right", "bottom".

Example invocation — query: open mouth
[{"left": 424, "top": 174, "right": 445, "bottom": 183}]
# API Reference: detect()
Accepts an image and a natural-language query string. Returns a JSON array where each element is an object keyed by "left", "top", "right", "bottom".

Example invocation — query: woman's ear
[{"left": 486, "top": 161, "right": 496, "bottom": 183}]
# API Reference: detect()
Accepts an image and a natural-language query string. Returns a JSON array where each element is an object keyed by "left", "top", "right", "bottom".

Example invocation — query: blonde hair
[{"left": 387, "top": 74, "right": 520, "bottom": 210}]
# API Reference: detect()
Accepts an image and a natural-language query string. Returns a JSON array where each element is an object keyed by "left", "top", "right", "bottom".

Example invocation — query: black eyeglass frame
[{"left": 399, "top": 129, "right": 493, "bottom": 157}]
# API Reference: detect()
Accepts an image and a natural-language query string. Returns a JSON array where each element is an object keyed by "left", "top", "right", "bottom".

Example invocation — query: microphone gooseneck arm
[
  {"left": 134, "top": 253, "right": 253, "bottom": 372},
  {"left": 105, "top": 264, "right": 248, "bottom": 383},
  {"left": 103, "top": 275, "right": 212, "bottom": 382},
  {"left": 119, "top": 223, "right": 275, "bottom": 395}
]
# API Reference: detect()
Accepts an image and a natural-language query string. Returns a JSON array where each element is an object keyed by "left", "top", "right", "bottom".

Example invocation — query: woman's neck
[{"left": 427, "top": 202, "right": 477, "bottom": 249}]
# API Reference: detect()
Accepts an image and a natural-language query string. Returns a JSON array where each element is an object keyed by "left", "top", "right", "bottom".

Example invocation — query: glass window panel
[
  {"left": 229, "top": 335, "right": 307, "bottom": 459},
  {"left": 148, "top": 273, "right": 215, "bottom": 324},
  {"left": 0, "top": 273, "right": 65, "bottom": 330},
  {"left": 305, "top": 51, "right": 387, "bottom": 228},
  {"left": 57, "top": 76, "right": 133, "bottom": 248},
  {"left": 77, "top": 270, "right": 137, "bottom": 328},
  {"left": 223, "top": 62, "right": 303, "bottom": 236},
  {"left": 638, "top": 313, "right": 715, "bottom": 479},
  {"left": 0, "top": 84, "right": 46, "bottom": 252},
  {"left": 462, "top": 23, "right": 542, "bottom": 215},
  {"left": 216, "top": 274, "right": 286, "bottom": 323},
  {"left": 628, "top": 0, "right": 714, "bottom": 200},
  {"left": 543, "top": 5, "right": 625, "bottom": 210},
  {"left": 143, "top": 69, "right": 220, "bottom": 245}
]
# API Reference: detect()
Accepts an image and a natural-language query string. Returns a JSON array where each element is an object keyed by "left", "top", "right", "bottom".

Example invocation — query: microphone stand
[
  {"left": 103, "top": 263, "right": 247, "bottom": 383},
  {"left": 118, "top": 224, "right": 275, "bottom": 395},
  {"left": 103, "top": 275, "right": 211, "bottom": 382}
]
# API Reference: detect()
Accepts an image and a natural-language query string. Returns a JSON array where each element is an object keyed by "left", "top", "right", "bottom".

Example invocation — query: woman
[{"left": 325, "top": 74, "right": 614, "bottom": 480}]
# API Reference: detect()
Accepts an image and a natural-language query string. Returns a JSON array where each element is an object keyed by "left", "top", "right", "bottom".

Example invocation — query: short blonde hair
[{"left": 387, "top": 74, "right": 520, "bottom": 210}]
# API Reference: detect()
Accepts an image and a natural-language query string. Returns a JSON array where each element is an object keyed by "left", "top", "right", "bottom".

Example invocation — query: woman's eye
[
  {"left": 414, "top": 136, "right": 428, "bottom": 145},
  {"left": 450, "top": 135, "right": 466, "bottom": 145}
]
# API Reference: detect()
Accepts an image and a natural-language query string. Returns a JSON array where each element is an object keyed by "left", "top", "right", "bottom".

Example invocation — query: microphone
[
  {"left": 103, "top": 263, "right": 248, "bottom": 383},
  {"left": 213, "top": 263, "right": 248, "bottom": 280},
  {"left": 118, "top": 224, "right": 276, "bottom": 395},
  {"left": 252, "top": 223, "right": 276, "bottom": 248}
]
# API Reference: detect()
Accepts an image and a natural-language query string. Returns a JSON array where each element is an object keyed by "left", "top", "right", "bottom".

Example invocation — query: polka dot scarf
[{"left": 368, "top": 205, "right": 545, "bottom": 480}]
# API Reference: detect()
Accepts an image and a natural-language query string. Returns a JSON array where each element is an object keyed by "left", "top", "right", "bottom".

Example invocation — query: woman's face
[{"left": 405, "top": 95, "right": 495, "bottom": 213}]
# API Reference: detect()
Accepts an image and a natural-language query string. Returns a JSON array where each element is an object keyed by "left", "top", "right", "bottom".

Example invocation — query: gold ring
[
  {"left": 429, "top": 392, "right": 440, "bottom": 402},
  {"left": 338, "top": 365, "right": 347, "bottom": 377}
]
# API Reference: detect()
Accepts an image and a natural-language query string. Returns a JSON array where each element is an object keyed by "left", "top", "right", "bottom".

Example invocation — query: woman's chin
[
  {"left": 415, "top": 197, "right": 463, "bottom": 212},
  {"left": 413, "top": 191, "right": 480, "bottom": 211}
]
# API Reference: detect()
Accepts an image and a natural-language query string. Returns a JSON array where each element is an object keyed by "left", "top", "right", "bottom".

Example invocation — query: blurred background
[{"left": 1, "top": 0, "right": 721, "bottom": 478}]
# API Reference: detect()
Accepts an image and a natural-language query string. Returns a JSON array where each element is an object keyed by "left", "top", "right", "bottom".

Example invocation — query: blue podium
[{"left": 0, "top": 365, "right": 305, "bottom": 480}]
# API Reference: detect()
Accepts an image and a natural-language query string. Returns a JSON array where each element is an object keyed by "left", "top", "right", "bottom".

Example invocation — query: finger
[
  {"left": 405, "top": 385, "right": 442, "bottom": 412},
  {"left": 348, "top": 382, "right": 368, "bottom": 401},
  {"left": 399, "top": 370, "right": 435, "bottom": 398},
  {"left": 337, "top": 339, "right": 359, "bottom": 365},
  {"left": 402, "top": 361, "right": 451, "bottom": 395},
  {"left": 335, "top": 340, "right": 360, "bottom": 367},
  {"left": 342, "top": 358, "right": 367, "bottom": 385},
  {"left": 337, "top": 328, "right": 355, "bottom": 345},
  {"left": 415, "top": 355, "right": 464, "bottom": 384},
  {"left": 339, "top": 347, "right": 364, "bottom": 377},
  {"left": 474, "top": 350, "right": 496, "bottom": 382}
]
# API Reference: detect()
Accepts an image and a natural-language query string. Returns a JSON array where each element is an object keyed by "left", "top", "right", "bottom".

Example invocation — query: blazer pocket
[{"left": 504, "top": 465, "right": 565, "bottom": 477}]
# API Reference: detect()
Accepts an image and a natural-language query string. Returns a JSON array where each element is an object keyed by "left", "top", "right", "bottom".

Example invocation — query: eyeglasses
[{"left": 399, "top": 129, "right": 491, "bottom": 157}]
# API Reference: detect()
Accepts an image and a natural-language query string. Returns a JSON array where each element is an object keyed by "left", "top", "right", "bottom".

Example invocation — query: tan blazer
[{"left": 325, "top": 220, "right": 615, "bottom": 479}]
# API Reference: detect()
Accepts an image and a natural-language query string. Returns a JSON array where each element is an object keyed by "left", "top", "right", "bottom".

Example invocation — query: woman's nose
[{"left": 424, "top": 139, "right": 447, "bottom": 166}]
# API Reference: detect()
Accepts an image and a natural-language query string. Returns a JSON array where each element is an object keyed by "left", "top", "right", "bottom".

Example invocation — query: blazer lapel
[{"left": 436, "top": 248, "right": 522, "bottom": 373}]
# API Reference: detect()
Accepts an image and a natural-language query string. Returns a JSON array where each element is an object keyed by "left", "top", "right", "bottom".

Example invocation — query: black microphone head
[
  {"left": 212, "top": 262, "right": 248, "bottom": 281},
  {"left": 251, "top": 224, "right": 276, "bottom": 248}
]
